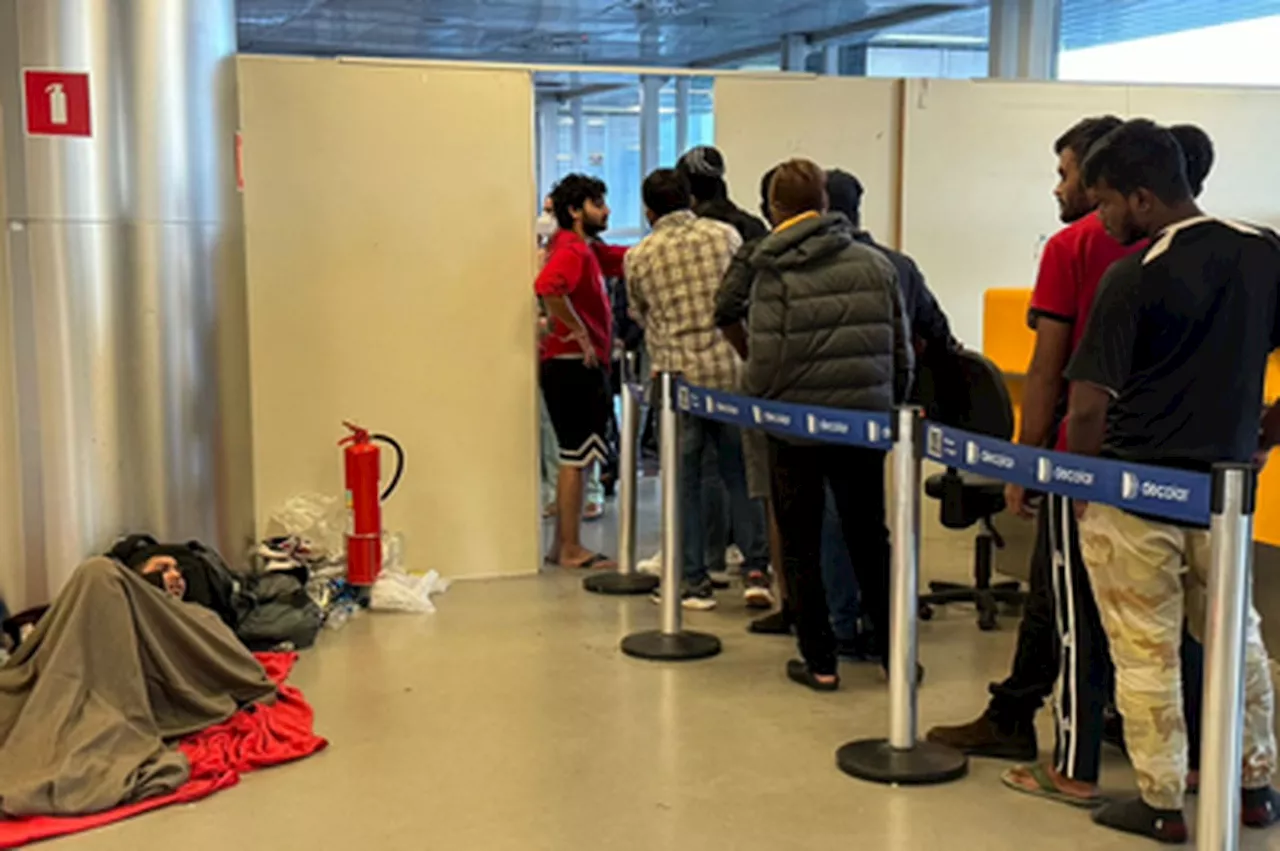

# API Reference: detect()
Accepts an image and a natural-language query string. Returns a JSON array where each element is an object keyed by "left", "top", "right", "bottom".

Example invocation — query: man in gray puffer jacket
[{"left": 747, "top": 158, "right": 912, "bottom": 691}]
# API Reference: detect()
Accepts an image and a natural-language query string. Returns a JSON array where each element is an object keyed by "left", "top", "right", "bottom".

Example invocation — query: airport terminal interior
[{"left": 8, "top": 0, "right": 1280, "bottom": 849}]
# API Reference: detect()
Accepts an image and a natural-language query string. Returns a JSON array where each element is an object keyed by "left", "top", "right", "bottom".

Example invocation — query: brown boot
[{"left": 925, "top": 710, "right": 1037, "bottom": 761}]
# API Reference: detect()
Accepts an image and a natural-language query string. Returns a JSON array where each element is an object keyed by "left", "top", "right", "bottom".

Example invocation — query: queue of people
[{"left": 534, "top": 121, "right": 1280, "bottom": 842}]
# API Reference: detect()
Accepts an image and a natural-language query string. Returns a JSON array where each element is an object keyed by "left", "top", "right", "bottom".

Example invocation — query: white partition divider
[
  {"left": 713, "top": 75, "right": 901, "bottom": 248},
  {"left": 238, "top": 56, "right": 540, "bottom": 579},
  {"left": 899, "top": 79, "right": 1129, "bottom": 347}
]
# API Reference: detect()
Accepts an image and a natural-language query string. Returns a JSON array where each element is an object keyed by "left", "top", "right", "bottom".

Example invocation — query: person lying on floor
[{"left": 0, "top": 558, "right": 278, "bottom": 817}]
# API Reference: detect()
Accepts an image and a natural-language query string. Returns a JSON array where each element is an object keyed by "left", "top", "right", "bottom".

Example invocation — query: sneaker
[
  {"left": 743, "top": 571, "right": 775, "bottom": 609},
  {"left": 1243, "top": 786, "right": 1280, "bottom": 828},
  {"left": 650, "top": 580, "right": 717, "bottom": 611},
  {"left": 925, "top": 710, "right": 1038, "bottom": 761},
  {"left": 725, "top": 545, "right": 745, "bottom": 569},
  {"left": 708, "top": 572, "right": 732, "bottom": 590},
  {"left": 637, "top": 552, "right": 662, "bottom": 576}
]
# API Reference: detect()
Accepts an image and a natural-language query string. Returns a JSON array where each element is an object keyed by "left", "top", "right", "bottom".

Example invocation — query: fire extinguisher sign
[{"left": 23, "top": 70, "right": 92, "bottom": 138}]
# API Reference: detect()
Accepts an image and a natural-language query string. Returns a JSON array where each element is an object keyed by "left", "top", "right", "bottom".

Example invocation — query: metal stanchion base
[
  {"left": 621, "top": 630, "right": 722, "bottom": 660},
  {"left": 836, "top": 739, "right": 968, "bottom": 786},
  {"left": 583, "top": 571, "right": 659, "bottom": 595}
]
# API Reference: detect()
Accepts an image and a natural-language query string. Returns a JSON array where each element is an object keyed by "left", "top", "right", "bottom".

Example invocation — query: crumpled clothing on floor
[{"left": 0, "top": 651, "right": 326, "bottom": 849}]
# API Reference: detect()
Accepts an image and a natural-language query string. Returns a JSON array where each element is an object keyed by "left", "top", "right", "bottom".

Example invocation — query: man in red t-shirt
[
  {"left": 535, "top": 174, "right": 627, "bottom": 570},
  {"left": 928, "top": 116, "right": 1135, "bottom": 805}
]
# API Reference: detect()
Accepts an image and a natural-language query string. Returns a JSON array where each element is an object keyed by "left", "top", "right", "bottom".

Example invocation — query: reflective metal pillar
[
  {"left": 988, "top": 0, "right": 1062, "bottom": 80},
  {"left": 0, "top": 0, "right": 253, "bottom": 604}
]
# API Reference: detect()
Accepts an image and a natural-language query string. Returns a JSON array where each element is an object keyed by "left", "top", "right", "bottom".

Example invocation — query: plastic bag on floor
[
  {"left": 370, "top": 569, "right": 449, "bottom": 614},
  {"left": 263, "top": 493, "right": 345, "bottom": 561}
]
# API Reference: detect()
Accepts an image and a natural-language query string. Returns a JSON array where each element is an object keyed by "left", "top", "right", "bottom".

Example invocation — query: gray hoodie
[{"left": 743, "top": 213, "right": 912, "bottom": 412}]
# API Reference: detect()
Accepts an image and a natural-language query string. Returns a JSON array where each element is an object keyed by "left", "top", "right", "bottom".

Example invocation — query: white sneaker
[
  {"left": 638, "top": 551, "right": 663, "bottom": 575},
  {"left": 726, "top": 545, "right": 745, "bottom": 568}
]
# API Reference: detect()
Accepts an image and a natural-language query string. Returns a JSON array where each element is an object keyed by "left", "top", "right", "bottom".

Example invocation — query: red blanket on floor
[{"left": 0, "top": 652, "right": 326, "bottom": 849}]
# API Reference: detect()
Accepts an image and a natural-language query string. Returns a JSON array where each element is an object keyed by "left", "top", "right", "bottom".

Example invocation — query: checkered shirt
[{"left": 625, "top": 210, "right": 743, "bottom": 391}]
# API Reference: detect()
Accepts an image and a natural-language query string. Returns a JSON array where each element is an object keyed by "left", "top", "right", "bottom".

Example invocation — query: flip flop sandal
[
  {"left": 563, "top": 552, "right": 615, "bottom": 570},
  {"left": 582, "top": 502, "right": 605, "bottom": 521},
  {"left": 1000, "top": 764, "right": 1103, "bottom": 810}
]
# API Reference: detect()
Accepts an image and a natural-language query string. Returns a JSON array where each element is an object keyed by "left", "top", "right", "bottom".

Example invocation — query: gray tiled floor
[{"left": 53, "top": 475, "right": 1280, "bottom": 850}]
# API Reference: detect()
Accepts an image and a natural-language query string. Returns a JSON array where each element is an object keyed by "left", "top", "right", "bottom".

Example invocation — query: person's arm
[
  {"left": 715, "top": 239, "right": 758, "bottom": 359},
  {"left": 1066, "top": 381, "right": 1111, "bottom": 458},
  {"left": 1062, "top": 259, "right": 1142, "bottom": 458},
  {"left": 908, "top": 261, "right": 956, "bottom": 351},
  {"left": 593, "top": 242, "right": 628, "bottom": 280},
  {"left": 535, "top": 246, "right": 596, "bottom": 366},
  {"left": 888, "top": 268, "right": 914, "bottom": 405},
  {"left": 623, "top": 251, "right": 648, "bottom": 329},
  {"left": 1004, "top": 232, "right": 1079, "bottom": 516}
]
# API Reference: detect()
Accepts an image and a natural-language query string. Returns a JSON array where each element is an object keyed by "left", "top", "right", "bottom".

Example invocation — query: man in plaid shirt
[{"left": 626, "top": 168, "right": 772, "bottom": 611}]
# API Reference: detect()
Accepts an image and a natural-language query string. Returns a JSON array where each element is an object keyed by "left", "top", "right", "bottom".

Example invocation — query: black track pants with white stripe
[{"left": 1047, "top": 493, "right": 1113, "bottom": 785}]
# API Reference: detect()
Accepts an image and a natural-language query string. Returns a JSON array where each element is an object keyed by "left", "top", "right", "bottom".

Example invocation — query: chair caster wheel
[
  {"left": 978, "top": 610, "right": 998, "bottom": 631},
  {"left": 919, "top": 603, "right": 934, "bottom": 621}
]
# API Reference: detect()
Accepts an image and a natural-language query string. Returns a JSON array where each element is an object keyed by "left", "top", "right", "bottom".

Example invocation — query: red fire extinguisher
[{"left": 339, "top": 422, "right": 406, "bottom": 587}]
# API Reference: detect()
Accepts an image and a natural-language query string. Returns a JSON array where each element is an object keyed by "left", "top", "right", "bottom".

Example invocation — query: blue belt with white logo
[{"left": 672, "top": 379, "right": 1212, "bottom": 526}]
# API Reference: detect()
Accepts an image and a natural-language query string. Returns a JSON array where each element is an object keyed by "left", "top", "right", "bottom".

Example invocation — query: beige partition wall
[
  {"left": 900, "top": 79, "right": 1129, "bottom": 346},
  {"left": 239, "top": 56, "right": 539, "bottom": 579},
  {"left": 714, "top": 76, "right": 901, "bottom": 246}
]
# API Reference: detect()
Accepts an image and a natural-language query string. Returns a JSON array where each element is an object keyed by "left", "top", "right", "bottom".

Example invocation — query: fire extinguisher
[{"left": 339, "top": 422, "right": 406, "bottom": 588}]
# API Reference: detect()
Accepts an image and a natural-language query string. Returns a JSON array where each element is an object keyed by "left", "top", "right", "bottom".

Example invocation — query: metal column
[
  {"left": 988, "top": 0, "right": 1062, "bottom": 80},
  {"left": 0, "top": 0, "right": 253, "bottom": 605},
  {"left": 584, "top": 354, "right": 658, "bottom": 596},
  {"left": 621, "top": 373, "right": 721, "bottom": 661},
  {"left": 837, "top": 408, "right": 968, "bottom": 784},
  {"left": 1197, "top": 464, "right": 1257, "bottom": 851},
  {"left": 674, "top": 77, "right": 691, "bottom": 157},
  {"left": 639, "top": 75, "right": 663, "bottom": 179}
]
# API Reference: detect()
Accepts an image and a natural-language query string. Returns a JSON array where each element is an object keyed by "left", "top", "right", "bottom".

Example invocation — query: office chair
[{"left": 914, "top": 347, "right": 1025, "bottom": 631}]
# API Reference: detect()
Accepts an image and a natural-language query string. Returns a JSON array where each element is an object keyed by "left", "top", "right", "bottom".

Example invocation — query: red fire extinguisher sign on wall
[{"left": 23, "top": 70, "right": 92, "bottom": 138}]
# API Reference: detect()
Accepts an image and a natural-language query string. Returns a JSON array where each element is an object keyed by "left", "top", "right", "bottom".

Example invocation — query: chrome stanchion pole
[
  {"left": 621, "top": 372, "right": 721, "bottom": 660},
  {"left": 837, "top": 406, "right": 968, "bottom": 784},
  {"left": 1197, "top": 463, "right": 1255, "bottom": 851},
  {"left": 585, "top": 352, "right": 658, "bottom": 595}
]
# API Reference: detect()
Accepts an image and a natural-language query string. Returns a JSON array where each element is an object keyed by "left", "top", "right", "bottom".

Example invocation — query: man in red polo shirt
[
  {"left": 536, "top": 174, "right": 627, "bottom": 570},
  {"left": 928, "top": 116, "right": 1139, "bottom": 807}
]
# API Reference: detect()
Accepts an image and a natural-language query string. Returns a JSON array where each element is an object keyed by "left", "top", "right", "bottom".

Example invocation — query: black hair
[
  {"left": 1082, "top": 119, "right": 1192, "bottom": 205},
  {"left": 758, "top": 166, "right": 779, "bottom": 220},
  {"left": 1168, "top": 124, "right": 1215, "bottom": 198},
  {"left": 550, "top": 173, "right": 607, "bottom": 230},
  {"left": 676, "top": 146, "right": 728, "bottom": 204},
  {"left": 1054, "top": 115, "right": 1124, "bottom": 163},
  {"left": 642, "top": 168, "right": 692, "bottom": 219},
  {"left": 826, "top": 169, "right": 865, "bottom": 228}
]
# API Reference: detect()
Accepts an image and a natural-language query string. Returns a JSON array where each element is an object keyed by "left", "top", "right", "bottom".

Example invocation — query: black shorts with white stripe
[{"left": 540, "top": 358, "right": 611, "bottom": 468}]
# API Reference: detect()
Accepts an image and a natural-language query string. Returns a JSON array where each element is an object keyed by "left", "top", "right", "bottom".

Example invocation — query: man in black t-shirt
[{"left": 1065, "top": 119, "right": 1280, "bottom": 842}]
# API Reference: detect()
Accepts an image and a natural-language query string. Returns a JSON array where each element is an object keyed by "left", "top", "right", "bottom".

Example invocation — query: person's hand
[
  {"left": 577, "top": 332, "right": 599, "bottom": 368},
  {"left": 1074, "top": 500, "right": 1089, "bottom": 521},
  {"left": 1005, "top": 483, "right": 1032, "bottom": 518},
  {"left": 1254, "top": 448, "right": 1271, "bottom": 472}
]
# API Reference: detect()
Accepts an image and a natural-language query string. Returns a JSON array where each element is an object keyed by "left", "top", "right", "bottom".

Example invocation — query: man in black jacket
[{"left": 746, "top": 158, "right": 912, "bottom": 690}]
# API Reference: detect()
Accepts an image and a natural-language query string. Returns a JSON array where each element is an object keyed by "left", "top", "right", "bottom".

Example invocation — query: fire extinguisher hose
[{"left": 371, "top": 434, "right": 406, "bottom": 501}]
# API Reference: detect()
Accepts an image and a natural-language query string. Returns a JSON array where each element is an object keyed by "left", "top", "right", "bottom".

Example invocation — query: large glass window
[{"left": 535, "top": 74, "right": 716, "bottom": 243}]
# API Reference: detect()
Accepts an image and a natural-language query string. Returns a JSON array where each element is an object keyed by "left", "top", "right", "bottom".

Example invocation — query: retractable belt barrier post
[
  {"left": 620, "top": 372, "right": 722, "bottom": 660},
  {"left": 1197, "top": 463, "right": 1256, "bottom": 851},
  {"left": 585, "top": 352, "right": 659, "bottom": 596},
  {"left": 666, "top": 379, "right": 1250, "bottom": 809},
  {"left": 838, "top": 406, "right": 968, "bottom": 785}
]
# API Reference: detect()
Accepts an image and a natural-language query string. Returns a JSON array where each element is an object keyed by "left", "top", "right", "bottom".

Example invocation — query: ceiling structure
[
  {"left": 237, "top": 0, "right": 1280, "bottom": 65},
  {"left": 236, "top": 0, "right": 984, "bottom": 66}
]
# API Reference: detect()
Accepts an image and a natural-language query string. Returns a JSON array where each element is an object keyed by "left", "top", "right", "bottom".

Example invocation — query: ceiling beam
[{"left": 687, "top": 2, "right": 973, "bottom": 68}]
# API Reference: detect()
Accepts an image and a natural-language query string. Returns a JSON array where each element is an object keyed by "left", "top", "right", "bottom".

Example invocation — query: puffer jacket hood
[{"left": 743, "top": 212, "right": 913, "bottom": 416}]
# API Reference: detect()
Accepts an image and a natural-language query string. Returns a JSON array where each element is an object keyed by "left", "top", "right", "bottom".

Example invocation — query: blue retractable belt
[
  {"left": 671, "top": 379, "right": 1213, "bottom": 526},
  {"left": 675, "top": 379, "right": 894, "bottom": 451}
]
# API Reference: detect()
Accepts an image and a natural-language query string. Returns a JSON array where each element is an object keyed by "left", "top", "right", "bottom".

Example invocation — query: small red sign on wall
[{"left": 23, "top": 70, "right": 92, "bottom": 138}]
